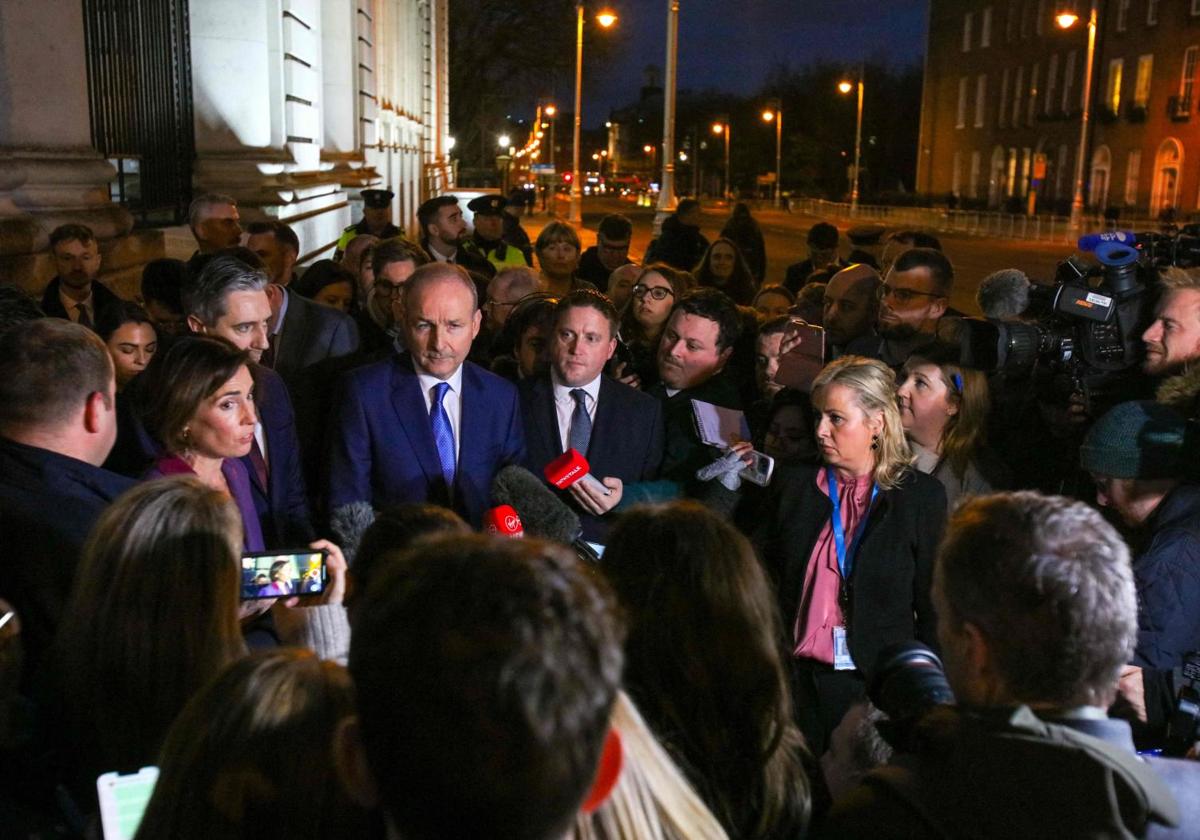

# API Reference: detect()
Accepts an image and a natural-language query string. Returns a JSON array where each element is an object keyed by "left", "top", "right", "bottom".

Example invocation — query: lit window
[
  {"left": 1134, "top": 55, "right": 1153, "bottom": 108},
  {"left": 1105, "top": 59, "right": 1123, "bottom": 113},
  {"left": 957, "top": 77, "right": 969, "bottom": 128},
  {"left": 963, "top": 12, "right": 973, "bottom": 51}
]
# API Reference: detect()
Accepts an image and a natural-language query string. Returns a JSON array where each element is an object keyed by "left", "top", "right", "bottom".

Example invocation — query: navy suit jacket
[
  {"left": 39, "top": 276, "right": 124, "bottom": 326},
  {"left": 0, "top": 437, "right": 135, "bottom": 681},
  {"left": 519, "top": 374, "right": 664, "bottom": 543},
  {"left": 329, "top": 354, "right": 526, "bottom": 526},
  {"left": 273, "top": 288, "right": 360, "bottom": 382}
]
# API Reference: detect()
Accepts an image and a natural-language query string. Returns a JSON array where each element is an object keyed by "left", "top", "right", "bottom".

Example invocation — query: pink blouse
[{"left": 793, "top": 470, "right": 875, "bottom": 664}]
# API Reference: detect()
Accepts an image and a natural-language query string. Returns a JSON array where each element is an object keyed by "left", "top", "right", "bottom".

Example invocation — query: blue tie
[
  {"left": 430, "top": 382, "right": 456, "bottom": 493},
  {"left": 568, "top": 388, "right": 592, "bottom": 455}
]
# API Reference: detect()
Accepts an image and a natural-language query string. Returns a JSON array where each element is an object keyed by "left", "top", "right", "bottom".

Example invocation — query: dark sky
[{"left": 558, "top": 0, "right": 928, "bottom": 128}]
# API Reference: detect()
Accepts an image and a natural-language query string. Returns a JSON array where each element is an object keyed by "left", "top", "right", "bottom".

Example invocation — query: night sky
[{"left": 565, "top": 0, "right": 929, "bottom": 127}]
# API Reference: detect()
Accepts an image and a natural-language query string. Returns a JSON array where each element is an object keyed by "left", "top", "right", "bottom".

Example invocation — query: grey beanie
[{"left": 1079, "top": 401, "right": 1189, "bottom": 479}]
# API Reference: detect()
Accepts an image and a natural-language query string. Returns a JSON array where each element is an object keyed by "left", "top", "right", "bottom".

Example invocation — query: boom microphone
[
  {"left": 544, "top": 449, "right": 611, "bottom": 496},
  {"left": 329, "top": 501, "right": 377, "bottom": 567},
  {"left": 491, "top": 465, "right": 583, "bottom": 545}
]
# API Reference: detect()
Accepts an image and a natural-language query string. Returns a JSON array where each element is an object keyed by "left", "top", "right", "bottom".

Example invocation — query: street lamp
[
  {"left": 543, "top": 103, "right": 558, "bottom": 171},
  {"left": 761, "top": 101, "right": 782, "bottom": 209},
  {"left": 1057, "top": 1, "right": 1099, "bottom": 237},
  {"left": 712, "top": 120, "right": 730, "bottom": 201},
  {"left": 569, "top": 3, "right": 618, "bottom": 225},
  {"left": 837, "top": 70, "right": 865, "bottom": 215},
  {"left": 654, "top": 0, "right": 681, "bottom": 231},
  {"left": 498, "top": 134, "right": 511, "bottom": 148}
]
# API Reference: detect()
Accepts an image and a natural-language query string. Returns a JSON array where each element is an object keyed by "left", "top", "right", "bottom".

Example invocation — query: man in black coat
[
  {"left": 0, "top": 320, "right": 134, "bottom": 681},
  {"left": 39, "top": 224, "right": 123, "bottom": 330},
  {"left": 576, "top": 214, "right": 633, "bottom": 291},
  {"left": 519, "top": 290, "right": 664, "bottom": 544},
  {"left": 645, "top": 199, "right": 708, "bottom": 272}
]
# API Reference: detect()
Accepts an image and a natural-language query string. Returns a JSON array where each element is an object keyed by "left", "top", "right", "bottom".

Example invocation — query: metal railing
[
  {"left": 82, "top": 0, "right": 194, "bottom": 225},
  {"left": 789, "top": 198, "right": 1169, "bottom": 244}
]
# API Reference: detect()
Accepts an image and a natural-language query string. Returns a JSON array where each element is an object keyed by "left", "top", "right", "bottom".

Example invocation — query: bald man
[{"left": 822, "top": 263, "right": 882, "bottom": 357}]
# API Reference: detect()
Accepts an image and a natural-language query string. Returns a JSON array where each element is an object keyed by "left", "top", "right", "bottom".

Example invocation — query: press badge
[{"left": 832, "top": 626, "right": 856, "bottom": 671}]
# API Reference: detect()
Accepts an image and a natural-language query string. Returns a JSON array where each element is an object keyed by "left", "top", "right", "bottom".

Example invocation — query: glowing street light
[
  {"left": 497, "top": 134, "right": 511, "bottom": 148},
  {"left": 1056, "top": 2, "right": 1098, "bottom": 236},
  {"left": 569, "top": 4, "right": 619, "bottom": 224},
  {"left": 596, "top": 9, "right": 618, "bottom": 28},
  {"left": 762, "top": 101, "right": 782, "bottom": 208},
  {"left": 838, "top": 72, "right": 864, "bottom": 214},
  {"left": 712, "top": 119, "right": 731, "bottom": 201},
  {"left": 837, "top": 80, "right": 854, "bottom": 95}
]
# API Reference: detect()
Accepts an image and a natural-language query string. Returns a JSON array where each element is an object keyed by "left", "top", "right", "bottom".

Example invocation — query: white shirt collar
[
  {"left": 551, "top": 369, "right": 602, "bottom": 405},
  {"left": 270, "top": 285, "right": 290, "bottom": 336},
  {"left": 414, "top": 360, "right": 465, "bottom": 395}
]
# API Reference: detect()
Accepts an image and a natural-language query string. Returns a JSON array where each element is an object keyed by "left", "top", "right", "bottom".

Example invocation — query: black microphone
[
  {"left": 329, "top": 501, "right": 377, "bottom": 567},
  {"left": 491, "top": 465, "right": 583, "bottom": 545}
]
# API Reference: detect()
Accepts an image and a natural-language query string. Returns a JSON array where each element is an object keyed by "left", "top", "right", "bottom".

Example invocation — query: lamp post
[
  {"left": 837, "top": 72, "right": 865, "bottom": 215},
  {"left": 761, "top": 101, "right": 782, "bottom": 208},
  {"left": 712, "top": 119, "right": 730, "bottom": 201},
  {"left": 544, "top": 103, "right": 557, "bottom": 170},
  {"left": 569, "top": 4, "right": 618, "bottom": 226},
  {"left": 654, "top": 0, "right": 681, "bottom": 232},
  {"left": 1056, "top": 1, "right": 1099, "bottom": 237}
]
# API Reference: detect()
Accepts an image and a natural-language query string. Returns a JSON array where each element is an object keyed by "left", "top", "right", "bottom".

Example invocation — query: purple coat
[{"left": 145, "top": 455, "right": 266, "bottom": 552}]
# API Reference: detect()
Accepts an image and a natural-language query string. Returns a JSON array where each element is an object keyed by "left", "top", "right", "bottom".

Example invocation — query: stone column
[{"left": 0, "top": 0, "right": 160, "bottom": 296}]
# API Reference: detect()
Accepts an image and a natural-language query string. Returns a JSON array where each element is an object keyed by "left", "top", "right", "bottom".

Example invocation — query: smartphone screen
[
  {"left": 240, "top": 550, "right": 328, "bottom": 600},
  {"left": 97, "top": 767, "right": 158, "bottom": 840},
  {"left": 774, "top": 320, "right": 826, "bottom": 393}
]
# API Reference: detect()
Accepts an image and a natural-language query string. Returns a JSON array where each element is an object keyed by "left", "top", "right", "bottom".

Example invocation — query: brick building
[{"left": 918, "top": 0, "right": 1200, "bottom": 217}]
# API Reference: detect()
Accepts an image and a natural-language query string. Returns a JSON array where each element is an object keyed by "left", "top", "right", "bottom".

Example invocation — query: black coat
[
  {"left": 756, "top": 463, "right": 946, "bottom": 679},
  {"left": 646, "top": 215, "right": 708, "bottom": 272},
  {"left": 39, "top": 277, "right": 123, "bottom": 328}
]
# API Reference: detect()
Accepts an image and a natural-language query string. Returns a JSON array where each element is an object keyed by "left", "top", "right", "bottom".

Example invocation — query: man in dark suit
[
  {"left": 519, "top": 290, "right": 664, "bottom": 543},
  {"left": 0, "top": 320, "right": 134, "bottom": 680},
  {"left": 39, "top": 224, "right": 123, "bottom": 329},
  {"left": 329, "top": 263, "right": 525, "bottom": 527},
  {"left": 182, "top": 256, "right": 314, "bottom": 545},
  {"left": 418, "top": 195, "right": 496, "bottom": 283}
]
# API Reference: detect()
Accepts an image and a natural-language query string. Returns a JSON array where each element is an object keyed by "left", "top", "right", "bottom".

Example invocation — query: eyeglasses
[
  {"left": 632, "top": 284, "right": 674, "bottom": 301},
  {"left": 375, "top": 283, "right": 405, "bottom": 300},
  {"left": 877, "top": 283, "right": 945, "bottom": 305}
]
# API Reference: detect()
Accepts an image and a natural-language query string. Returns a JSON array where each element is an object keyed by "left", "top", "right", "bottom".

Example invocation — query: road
[{"left": 525, "top": 195, "right": 1072, "bottom": 316}]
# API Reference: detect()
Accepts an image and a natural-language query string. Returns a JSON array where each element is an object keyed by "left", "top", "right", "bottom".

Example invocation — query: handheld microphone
[
  {"left": 544, "top": 449, "right": 612, "bottom": 496},
  {"left": 328, "top": 501, "right": 377, "bottom": 567},
  {"left": 1077, "top": 230, "right": 1135, "bottom": 253},
  {"left": 482, "top": 504, "right": 525, "bottom": 538}
]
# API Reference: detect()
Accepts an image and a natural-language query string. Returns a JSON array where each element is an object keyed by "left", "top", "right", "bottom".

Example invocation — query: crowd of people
[{"left": 1, "top": 186, "right": 1200, "bottom": 839}]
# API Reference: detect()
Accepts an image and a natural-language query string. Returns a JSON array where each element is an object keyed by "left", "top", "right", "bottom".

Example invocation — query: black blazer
[
  {"left": 273, "top": 289, "right": 360, "bottom": 383},
  {"left": 39, "top": 277, "right": 123, "bottom": 326},
  {"left": 519, "top": 373, "right": 664, "bottom": 543},
  {"left": 756, "top": 463, "right": 947, "bottom": 679}
]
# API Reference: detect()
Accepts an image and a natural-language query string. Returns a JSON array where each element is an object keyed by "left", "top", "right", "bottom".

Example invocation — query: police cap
[
  {"left": 847, "top": 224, "right": 885, "bottom": 246},
  {"left": 361, "top": 189, "right": 395, "bottom": 209},
  {"left": 467, "top": 194, "right": 508, "bottom": 216}
]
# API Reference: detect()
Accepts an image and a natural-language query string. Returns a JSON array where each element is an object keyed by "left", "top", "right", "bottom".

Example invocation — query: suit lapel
[
  {"left": 590, "top": 376, "right": 622, "bottom": 461},
  {"left": 389, "top": 356, "right": 444, "bottom": 487},
  {"left": 458, "top": 364, "right": 488, "bottom": 479},
  {"left": 532, "top": 376, "right": 562, "bottom": 457},
  {"left": 275, "top": 290, "right": 309, "bottom": 374}
]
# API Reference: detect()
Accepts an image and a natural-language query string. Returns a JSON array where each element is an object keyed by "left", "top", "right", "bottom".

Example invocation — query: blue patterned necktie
[
  {"left": 568, "top": 388, "right": 592, "bottom": 455},
  {"left": 430, "top": 381, "right": 456, "bottom": 492}
]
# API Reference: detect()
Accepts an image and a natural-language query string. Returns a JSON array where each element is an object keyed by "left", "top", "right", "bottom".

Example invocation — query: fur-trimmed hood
[{"left": 1156, "top": 364, "right": 1200, "bottom": 417}]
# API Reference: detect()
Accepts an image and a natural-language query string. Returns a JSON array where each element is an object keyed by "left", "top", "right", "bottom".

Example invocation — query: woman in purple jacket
[{"left": 139, "top": 336, "right": 265, "bottom": 551}]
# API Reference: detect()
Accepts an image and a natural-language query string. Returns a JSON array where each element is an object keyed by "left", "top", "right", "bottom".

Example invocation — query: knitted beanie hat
[{"left": 1079, "top": 401, "right": 1189, "bottom": 480}]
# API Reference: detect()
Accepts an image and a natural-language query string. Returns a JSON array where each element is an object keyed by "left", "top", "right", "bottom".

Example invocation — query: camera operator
[
  {"left": 820, "top": 492, "right": 1200, "bottom": 838},
  {"left": 1145, "top": 267, "right": 1200, "bottom": 420},
  {"left": 1080, "top": 401, "right": 1200, "bottom": 746}
]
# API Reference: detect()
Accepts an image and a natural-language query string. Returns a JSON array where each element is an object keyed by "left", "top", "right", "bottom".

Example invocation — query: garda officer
[
  {"left": 334, "top": 188, "right": 403, "bottom": 259},
  {"left": 846, "top": 224, "right": 885, "bottom": 269},
  {"left": 463, "top": 194, "right": 528, "bottom": 272}
]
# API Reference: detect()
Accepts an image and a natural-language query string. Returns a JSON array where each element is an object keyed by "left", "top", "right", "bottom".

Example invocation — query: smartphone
[
  {"left": 240, "top": 550, "right": 328, "bottom": 601},
  {"left": 774, "top": 319, "right": 826, "bottom": 393},
  {"left": 97, "top": 767, "right": 158, "bottom": 840},
  {"left": 739, "top": 450, "right": 776, "bottom": 487}
]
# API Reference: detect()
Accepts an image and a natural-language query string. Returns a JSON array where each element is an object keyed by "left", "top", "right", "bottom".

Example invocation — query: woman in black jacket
[{"left": 756, "top": 355, "right": 947, "bottom": 754}]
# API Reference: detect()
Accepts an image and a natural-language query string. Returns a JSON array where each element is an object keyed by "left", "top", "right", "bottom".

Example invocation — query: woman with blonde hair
[
  {"left": 897, "top": 343, "right": 1005, "bottom": 510},
  {"left": 134, "top": 649, "right": 380, "bottom": 840},
  {"left": 757, "top": 355, "right": 947, "bottom": 754},
  {"left": 572, "top": 691, "right": 728, "bottom": 840}
]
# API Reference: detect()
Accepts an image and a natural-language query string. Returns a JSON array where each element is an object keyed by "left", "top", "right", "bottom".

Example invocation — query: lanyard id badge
[{"left": 827, "top": 468, "right": 878, "bottom": 672}]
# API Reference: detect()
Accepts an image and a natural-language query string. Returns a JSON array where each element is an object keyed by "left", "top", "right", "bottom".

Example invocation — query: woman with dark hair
[
  {"left": 752, "top": 285, "right": 795, "bottom": 321},
  {"left": 610, "top": 264, "right": 692, "bottom": 390},
  {"left": 604, "top": 501, "right": 811, "bottom": 840},
  {"left": 49, "top": 478, "right": 247, "bottom": 806},
  {"left": 134, "top": 649, "right": 381, "bottom": 840},
  {"left": 95, "top": 301, "right": 158, "bottom": 391},
  {"left": 757, "top": 356, "right": 946, "bottom": 754},
  {"left": 720, "top": 202, "right": 767, "bottom": 282},
  {"left": 535, "top": 221, "right": 595, "bottom": 296},
  {"left": 693, "top": 238, "right": 757, "bottom": 306},
  {"left": 139, "top": 336, "right": 265, "bottom": 550},
  {"left": 292, "top": 259, "right": 356, "bottom": 313}
]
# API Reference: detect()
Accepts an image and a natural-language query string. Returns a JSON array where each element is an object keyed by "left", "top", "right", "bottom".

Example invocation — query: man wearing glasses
[{"left": 872, "top": 247, "right": 955, "bottom": 368}]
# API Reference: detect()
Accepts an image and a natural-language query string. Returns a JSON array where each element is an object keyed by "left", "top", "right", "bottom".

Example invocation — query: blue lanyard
[{"left": 827, "top": 468, "right": 878, "bottom": 581}]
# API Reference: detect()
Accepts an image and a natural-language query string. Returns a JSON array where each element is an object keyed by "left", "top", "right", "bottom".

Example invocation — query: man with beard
[
  {"left": 1144, "top": 267, "right": 1200, "bottom": 419},
  {"left": 417, "top": 195, "right": 495, "bottom": 284},
  {"left": 870, "top": 248, "right": 953, "bottom": 368},
  {"left": 39, "top": 224, "right": 122, "bottom": 330},
  {"left": 823, "top": 263, "right": 883, "bottom": 358}
]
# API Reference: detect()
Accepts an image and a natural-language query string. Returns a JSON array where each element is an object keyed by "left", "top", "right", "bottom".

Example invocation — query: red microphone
[
  {"left": 483, "top": 505, "right": 525, "bottom": 538},
  {"left": 544, "top": 449, "right": 612, "bottom": 496}
]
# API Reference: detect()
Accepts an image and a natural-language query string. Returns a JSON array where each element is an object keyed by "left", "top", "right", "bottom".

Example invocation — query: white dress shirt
[
  {"left": 551, "top": 371, "right": 601, "bottom": 453},
  {"left": 416, "top": 363, "right": 465, "bottom": 463},
  {"left": 59, "top": 288, "right": 93, "bottom": 324}
]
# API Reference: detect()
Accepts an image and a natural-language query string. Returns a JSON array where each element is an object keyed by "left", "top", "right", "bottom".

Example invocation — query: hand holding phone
[
  {"left": 774, "top": 319, "right": 826, "bottom": 393},
  {"left": 240, "top": 549, "right": 330, "bottom": 601}
]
